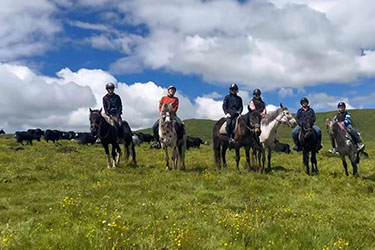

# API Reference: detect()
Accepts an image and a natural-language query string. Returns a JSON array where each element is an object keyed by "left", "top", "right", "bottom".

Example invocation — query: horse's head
[
  {"left": 300, "top": 116, "right": 314, "bottom": 137},
  {"left": 277, "top": 105, "right": 297, "bottom": 128},
  {"left": 160, "top": 103, "right": 175, "bottom": 124},
  {"left": 89, "top": 108, "right": 103, "bottom": 136},
  {"left": 249, "top": 110, "right": 262, "bottom": 134}
]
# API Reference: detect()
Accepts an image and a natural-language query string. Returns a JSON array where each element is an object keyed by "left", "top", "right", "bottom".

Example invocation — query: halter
[
  {"left": 90, "top": 111, "right": 111, "bottom": 139},
  {"left": 239, "top": 115, "right": 260, "bottom": 132}
]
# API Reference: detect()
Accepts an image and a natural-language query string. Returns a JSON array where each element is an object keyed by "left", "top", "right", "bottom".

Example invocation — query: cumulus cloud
[
  {"left": 305, "top": 93, "right": 356, "bottom": 111},
  {"left": 101, "top": 0, "right": 375, "bottom": 89},
  {"left": 0, "top": 0, "right": 61, "bottom": 61},
  {"left": 278, "top": 88, "right": 294, "bottom": 98},
  {"left": 0, "top": 64, "right": 96, "bottom": 132}
]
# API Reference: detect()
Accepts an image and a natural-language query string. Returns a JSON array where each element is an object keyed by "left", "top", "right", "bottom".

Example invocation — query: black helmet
[
  {"left": 300, "top": 97, "right": 309, "bottom": 105},
  {"left": 337, "top": 101, "right": 346, "bottom": 108},
  {"left": 106, "top": 82, "right": 115, "bottom": 90},
  {"left": 253, "top": 88, "right": 261, "bottom": 96},
  {"left": 229, "top": 83, "right": 238, "bottom": 91},
  {"left": 167, "top": 85, "right": 176, "bottom": 91}
]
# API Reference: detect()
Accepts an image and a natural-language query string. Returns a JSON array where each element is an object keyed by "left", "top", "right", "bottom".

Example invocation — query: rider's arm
[
  {"left": 118, "top": 95, "right": 123, "bottom": 115},
  {"left": 159, "top": 97, "right": 165, "bottom": 113},
  {"left": 173, "top": 97, "right": 179, "bottom": 113},
  {"left": 103, "top": 97, "right": 110, "bottom": 115},
  {"left": 344, "top": 113, "right": 352, "bottom": 128},
  {"left": 238, "top": 97, "right": 243, "bottom": 114},
  {"left": 311, "top": 109, "right": 316, "bottom": 124},
  {"left": 222, "top": 96, "right": 229, "bottom": 114},
  {"left": 249, "top": 100, "right": 256, "bottom": 111}
]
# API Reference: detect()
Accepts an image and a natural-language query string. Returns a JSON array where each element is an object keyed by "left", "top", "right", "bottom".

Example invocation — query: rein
[{"left": 91, "top": 112, "right": 111, "bottom": 140}]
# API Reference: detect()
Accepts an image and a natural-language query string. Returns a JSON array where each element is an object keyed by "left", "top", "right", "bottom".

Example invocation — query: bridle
[{"left": 90, "top": 111, "right": 111, "bottom": 139}]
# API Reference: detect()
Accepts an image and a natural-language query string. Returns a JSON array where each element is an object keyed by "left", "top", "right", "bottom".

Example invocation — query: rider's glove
[{"left": 225, "top": 113, "right": 231, "bottom": 119}]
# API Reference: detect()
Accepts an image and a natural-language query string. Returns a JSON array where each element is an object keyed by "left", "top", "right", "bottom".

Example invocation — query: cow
[
  {"left": 0, "top": 129, "right": 5, "bottom": 134},
  {"left": 186, "top": 136, "right": 203, "bottom": 150},
  {"left": 135, "top": 132, "right": 154, "bottom": 143},
  {"left": 76, "top": 132, "right": 97, "bottom": 145},
  {"left": 132, "top": 135, "right": 141, "bottom": 146},
  {"left": 44, "top": 129, "right": 61, "bottom": 143},
  {"left": 15, "top": 131, "right": 41, "bottom": 145},
  {"left": 27, "top": 128, "right": 44, "bottom": 137},
  {"left": 273, "top": 139, "right": 291, "bottom": 154}
]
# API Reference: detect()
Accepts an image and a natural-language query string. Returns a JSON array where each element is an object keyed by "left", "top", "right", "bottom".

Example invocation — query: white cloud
[
  {"left": 0, "top": 0, "right": 61, "bottom": 61},
  {"left": 202, "top": 91, "right": 222, "bottom": 99},
  {"left": 102, "top": 0, "right": 375, "bottom": 89},
  {"left": 278, "top": 87, "right": 294, "bottom": 98},
  {"left": 305, "top": 93, "right": 356, "bottom": 111}
]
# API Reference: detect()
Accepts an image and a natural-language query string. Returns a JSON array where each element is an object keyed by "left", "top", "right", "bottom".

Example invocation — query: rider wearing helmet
[
  {"left": 152, "top": 85, "right": 183, "bottom": 147},
  {"left": 103, "top": 82, "right": 123, "bottom": 135},
  {"left": 330, "top": 102, "right": 364, "bottom": 152},
  {"left": 223, "top": 83, "right": 243, "bottom": 144},
  {"left": 248, "top": 88, "right": 266, "bottom": 117},
  {"left": 292, "top": 97, "right": 322, "bottom": 152}
]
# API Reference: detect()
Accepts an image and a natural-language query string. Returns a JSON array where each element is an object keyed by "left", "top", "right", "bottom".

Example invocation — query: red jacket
[{"left": 159, "top": 95, "right": 179, "bottom": 113}]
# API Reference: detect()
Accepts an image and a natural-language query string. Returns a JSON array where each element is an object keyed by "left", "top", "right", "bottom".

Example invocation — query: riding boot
[{"left": 292, "top": 138, "right": 301, "bottom": 152}]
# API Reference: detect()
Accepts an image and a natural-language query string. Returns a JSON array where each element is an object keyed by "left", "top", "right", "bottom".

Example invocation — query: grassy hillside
[{"left": 0, "top": 138, "right": 374, "bottom": 249}]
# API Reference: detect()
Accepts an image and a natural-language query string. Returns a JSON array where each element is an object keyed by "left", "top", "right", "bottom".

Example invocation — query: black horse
[
  {"left": 213, "top": 111, "right": 262, "bottom": 172},
  {"left": 89, "top": 108, "right": 136, "bottom": 168},
  {"left": 298, "top": 116, "right": 318, "bottom": 175}
]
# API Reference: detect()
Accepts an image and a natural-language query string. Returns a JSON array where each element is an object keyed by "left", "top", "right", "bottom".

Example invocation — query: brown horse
[{"left": 213, "top": 111, "right": 262, "bottom": 172}]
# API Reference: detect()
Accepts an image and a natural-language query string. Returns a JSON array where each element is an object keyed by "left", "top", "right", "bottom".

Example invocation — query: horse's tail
[{"left": 356, "top": 151, "right": 360, "bottom": 164}]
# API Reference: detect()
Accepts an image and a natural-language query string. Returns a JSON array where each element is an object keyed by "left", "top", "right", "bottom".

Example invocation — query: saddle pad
[{"left": 219, "top": 117, "right": 240, "bottom": 134}]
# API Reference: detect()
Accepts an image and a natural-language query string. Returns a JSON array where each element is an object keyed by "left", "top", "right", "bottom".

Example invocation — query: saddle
[{"left": 219, "top": 116, "right": 241, "bottom": 135}]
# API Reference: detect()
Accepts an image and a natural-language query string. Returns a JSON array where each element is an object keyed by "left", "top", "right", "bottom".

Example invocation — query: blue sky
[{"left": 0, "top": 0, "right": 374, "bottom": 132}]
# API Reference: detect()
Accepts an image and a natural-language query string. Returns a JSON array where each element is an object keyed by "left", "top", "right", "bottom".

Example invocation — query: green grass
[{"left": 0, "top": 109, "right": 374, "bottom": 249}]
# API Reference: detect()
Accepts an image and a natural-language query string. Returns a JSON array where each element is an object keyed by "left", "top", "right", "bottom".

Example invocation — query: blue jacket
[
  {"left": 296, "top": 106, "right": 316, "bottom": 127},
  {"left": 223, "top": 93, "right": 243, "bottom": 117},
  {"left": 334, "top": 111, "right": 353, "bottom": 129},
  {"left": 103, "top": 93, "right": 123, "bottom": 116}
]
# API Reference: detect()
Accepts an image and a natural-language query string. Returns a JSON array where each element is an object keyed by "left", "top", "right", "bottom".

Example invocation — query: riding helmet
[
  {"left": 229, "top": 83, "right": 239, "bottom": 91},
  {"left": 337, "top": 101, "right": 346, "bottom": 108},
  {"left": 300, "top": 97, "right": 309, "bottom": 105},
  {"left": 168, "top": 85, "right": 176, "bottom": 91},
  {"left": 253, "top": 88, "right": 261, "bottom": 96},
  {"left": 106, "top": 82, "right": 115, "bottom": 90}
]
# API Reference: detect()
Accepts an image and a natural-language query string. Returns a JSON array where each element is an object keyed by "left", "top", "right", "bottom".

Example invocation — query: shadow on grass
[{"left": 362, "top": 174, "right": 375, "bottom": 182}]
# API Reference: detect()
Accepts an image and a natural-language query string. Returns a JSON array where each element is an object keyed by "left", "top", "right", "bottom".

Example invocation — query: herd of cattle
[{"left": 1, "top": 128, "right": 291, "bottom": 153}]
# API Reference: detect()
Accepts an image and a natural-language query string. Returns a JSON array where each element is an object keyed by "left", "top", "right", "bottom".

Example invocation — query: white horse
[
  {"left": 159, "top": 103, "right": 186, "bottom": 170},
  {"left": 254, "top": 104, "right": 297, "bottom": 173}
]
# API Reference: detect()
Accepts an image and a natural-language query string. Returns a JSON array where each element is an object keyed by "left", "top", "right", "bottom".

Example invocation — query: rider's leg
[
  {"left": 347, "top": 128, "right": 364, "bottom": 150},
  {"left": 313, "top": 125, "right": 322, "bottom": 150},
  {"left": 226, "top": 116, "right": 234, "bottom": 142}
]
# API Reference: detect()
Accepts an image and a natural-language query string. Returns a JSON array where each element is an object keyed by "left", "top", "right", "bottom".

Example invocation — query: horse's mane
[{"left": 261, "top": 107, "right": 283, "bottom": 125}]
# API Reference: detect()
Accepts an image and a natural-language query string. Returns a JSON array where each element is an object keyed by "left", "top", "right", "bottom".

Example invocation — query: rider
[
  {"left": 248, "top": 88, "right": 266, "bottom": 117},
  {"left": 223, "top": 83, "right": 243, "bottom": 144},
  {"left": 330, "top": 101, "right": 364, "bottom": 152},
  {"left": 103, "top": 82, "right": 123, "bottom": 135},
  {"left": 152, "top": 85, "right": 183, "bottom": 147},
  {"left": 292, "top": 97, "right": 322, "bottom": 152}
]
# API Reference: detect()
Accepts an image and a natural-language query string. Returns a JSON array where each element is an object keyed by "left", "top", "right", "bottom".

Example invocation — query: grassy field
[{"left": 0, "top": 109, "right": 374, "bottom": 249}]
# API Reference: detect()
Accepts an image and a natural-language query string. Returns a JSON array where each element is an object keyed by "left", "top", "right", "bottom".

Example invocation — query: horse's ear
[
  {"left": 99, "top": 108, "right": 102, "bottom": 113},
  {"left": 280, "top": 103, "right": 283, "bottom": 108},
  {"left": 89, "top": 108, "right": 92, "bottom": 113}
]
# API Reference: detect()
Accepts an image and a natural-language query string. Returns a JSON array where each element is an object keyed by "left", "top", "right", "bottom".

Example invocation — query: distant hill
[{"left": 136, "top": 109, "right": 374, "bottom": 143}]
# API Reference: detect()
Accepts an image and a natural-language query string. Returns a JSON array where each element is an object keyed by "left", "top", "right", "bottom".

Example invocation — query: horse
[
  {"left": 326, "top": 118, "right": 360, "bottom": 177},
  {"left": 159, "top": 103, "right": 186, "bottom": 170},
  {"left": 254, "top": 104, "right": 297, "bottom": 173},
  {"left": 89, "top": 108, "right": 136, "bottom": 168},
  {"left": 213, "top": 111, "right": 262, "bottom": 172},
  {"left": 299, "top": 116, "right": 319, "bottom": 175}
]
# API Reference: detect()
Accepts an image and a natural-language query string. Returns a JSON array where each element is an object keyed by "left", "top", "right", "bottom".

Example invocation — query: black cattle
[
  {"left": 76, "top": 132, "right": 97, "bottom": 145},
  {"left": 27, "top": 128, "right": 44, "bottom": 137},
  {"left": 15, "top": 131, "right": 41, "bottom": 145},
  {"left": 186, "top": 136, "right": 203, "bottom": 149},
  {"left": 135, "top": 132, "right": 154, "bottom": 143},
  {"left": 274, "top": 140, "right": 291, "bottom": 154},
  {"left": 0, "top": 129, "right": 5, "bottom": 134},
  {"left": 44, "top": 129, "right": 61, "bottom": 143}
]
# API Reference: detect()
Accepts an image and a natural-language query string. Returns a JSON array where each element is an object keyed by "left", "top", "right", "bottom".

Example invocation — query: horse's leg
[
  {"left": 261, "top": 148, "right": 266, "bottom": 173},
  {"left": 131, "top": 139, "right": 137, "bottom": 165},
  {"left": 312, "top": 151, "right": 318, "bottom": 174},
  {"left": 222, "top": 143, "right": 228, "bottom": 168},
  {"left": 303, "top": 150, "right": 309, "bottom": 175},
  {"left": 235, "top": 146, "right": 241, "bottom": 173},
  {"left": 111, "top": 144, "right": 117, "bottom": 168},
  {"left": 172, "top": 146, "right": 177, "bottom": 170},
  {"left": 350, "top": 153, "right": 359, "bottom": 177},
  {"left": 245, "top": 147, "right": 251, "bottom": 171},
  {"left": 103, "top": 143, "right": 111, "bottom": 168},
  {"left": 267, "top": 147, "right": 272, "bottom": 173},
  {"left": 115, "top": 143, "right": 121, "bottom": 167},
  {"left": 179, "top": 141, "right": 186, "bottom": 170},
  {"left": 164, "top": 146, "right": 170, "bottom": 170},
  {"left": 341, "top": 155, "right": 349, "bottom": 176},
  {"left": 213, "top": 137, "right": 222, "bottom": 170}
]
